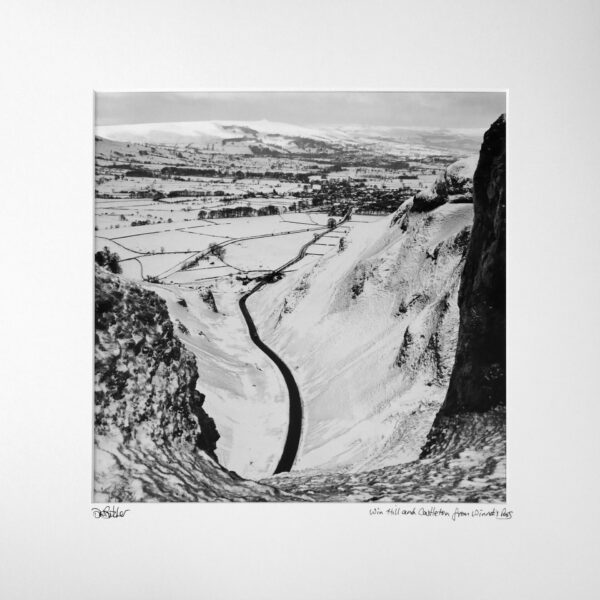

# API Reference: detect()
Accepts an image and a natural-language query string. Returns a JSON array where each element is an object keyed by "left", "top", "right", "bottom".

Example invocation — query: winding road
[
  {"left": 108, "top": 208, "right": 350, "bottom": 474},
  {"left": 239, "top": 210, "right": 351, "bottom": 474}
]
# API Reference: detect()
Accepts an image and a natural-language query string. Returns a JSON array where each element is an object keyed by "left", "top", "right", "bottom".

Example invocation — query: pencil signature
[{"left": 91, "top": 505, "right": 130, "bottom": 519}]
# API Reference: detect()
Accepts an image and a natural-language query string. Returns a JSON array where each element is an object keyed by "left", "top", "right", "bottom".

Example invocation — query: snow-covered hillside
[
  {"left": 247, "top": 176, "right": 474, "bottom": 474},
  {"left": 96, "top": 120, "right": 339, "bottom": 146}
]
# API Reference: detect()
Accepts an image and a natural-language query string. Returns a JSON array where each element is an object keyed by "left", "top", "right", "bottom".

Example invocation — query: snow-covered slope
[
  {"left": 263, "top": 407, "right": 505, "bottom": 502},
  {"left": 247, "top": 200, "right": 473, "bottom": 474},
  {"left": 146, "top": 279, "right": 289, "bottom": 481}
]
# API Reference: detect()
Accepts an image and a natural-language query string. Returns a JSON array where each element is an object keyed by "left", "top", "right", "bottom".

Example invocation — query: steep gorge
[{"left": 94, "top": 266, "right": 295, "bottom": 501}]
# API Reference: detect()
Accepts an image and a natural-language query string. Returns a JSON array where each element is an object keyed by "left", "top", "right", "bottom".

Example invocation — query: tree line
[{"left": 197, "top": 205, "right": 281, "bottom": 220}]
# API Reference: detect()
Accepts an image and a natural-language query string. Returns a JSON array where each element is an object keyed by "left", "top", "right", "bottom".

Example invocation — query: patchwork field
[{"left": 95, "top": 210, "right": 335, "bottom": 283}]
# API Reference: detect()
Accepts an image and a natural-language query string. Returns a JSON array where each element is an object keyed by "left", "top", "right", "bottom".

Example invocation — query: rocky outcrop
[
  {"left": 411, "top": 155, "right": 478, "bottom": 213},
  {"left": 421, "top": 114, "right": 506, "bottom": 457},
  {"left": 95, "top": 266, "right": 220, "bottom": 456},
  {"left": 390, "top": 155, "right": 477, "bottom": 227}
]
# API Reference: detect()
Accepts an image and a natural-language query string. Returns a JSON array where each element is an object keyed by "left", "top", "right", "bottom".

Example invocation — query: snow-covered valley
[{"left": 94, "top": 115, "right": 506, "bottom": 502}]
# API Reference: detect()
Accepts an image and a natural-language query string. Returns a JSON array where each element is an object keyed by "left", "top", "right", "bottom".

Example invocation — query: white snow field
[{"left": 95, "top": 214, "right": 327, "bottom": 281}]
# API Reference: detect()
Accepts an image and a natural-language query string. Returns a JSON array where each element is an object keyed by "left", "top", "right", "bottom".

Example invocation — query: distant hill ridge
[{"left": 95, "top": 119, "right": 484, "bottom": 155}]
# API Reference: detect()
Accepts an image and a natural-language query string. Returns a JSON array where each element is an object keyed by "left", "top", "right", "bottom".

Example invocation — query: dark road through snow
[{"left": 239, "top": 211, "right": 351, "bottom": 474}]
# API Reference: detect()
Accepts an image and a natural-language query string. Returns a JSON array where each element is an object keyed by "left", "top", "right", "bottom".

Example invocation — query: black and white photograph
[
  {"left": 3, "top": 1, "right": 600, "bottom": 599},
  {"left": 94, "top": 91, "right": 506, "bottom": 502}
]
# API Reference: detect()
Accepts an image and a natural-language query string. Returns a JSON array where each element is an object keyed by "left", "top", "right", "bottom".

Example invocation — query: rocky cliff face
[
  {"left": 421, "top": 114, "right": 506, "bottom": 457},
  {"left": 94, "top": 267, "right": 295, "bottom": 501},
  {"left": 95, "top": 266, "right": 219, "bottom": 456}
]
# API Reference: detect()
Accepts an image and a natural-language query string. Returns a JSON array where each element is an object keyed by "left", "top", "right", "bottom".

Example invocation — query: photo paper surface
[{"left": 94, "top": 92, "right": 506, "bottom": 502}]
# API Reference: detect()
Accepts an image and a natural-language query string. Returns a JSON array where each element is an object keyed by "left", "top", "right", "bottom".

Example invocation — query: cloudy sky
[{"left": 96, "top": 91, "right": 505, "bottom": 129}]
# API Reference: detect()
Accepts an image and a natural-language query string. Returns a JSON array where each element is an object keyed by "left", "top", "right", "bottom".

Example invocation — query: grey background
[{"left": 2, "top": 1, "right": 599, "bottom": 599}]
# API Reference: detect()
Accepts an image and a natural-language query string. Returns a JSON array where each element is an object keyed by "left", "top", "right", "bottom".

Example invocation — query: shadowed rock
[{"left": 421, "top": 114, "right": 506, "bottom": 457}]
